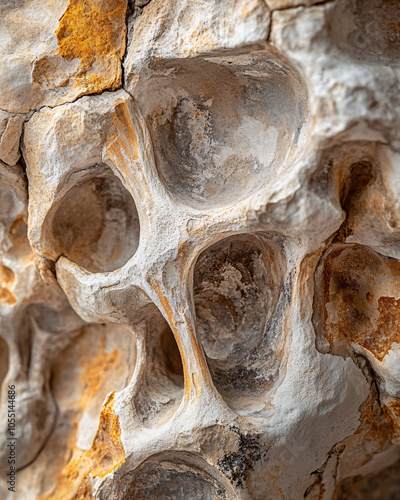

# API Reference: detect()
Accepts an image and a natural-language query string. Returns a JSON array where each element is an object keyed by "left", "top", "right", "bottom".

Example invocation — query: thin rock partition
[{"left": 0, "top": 1, "right": 399, "bottom": 499}]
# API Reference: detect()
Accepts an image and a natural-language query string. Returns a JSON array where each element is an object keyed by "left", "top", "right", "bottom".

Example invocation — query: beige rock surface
[
  {"left": 0, "top": 0, "right": 400, "bottom": 499},
  {"left": 0, "top": 0, "right": 126, "bottom": 113}
]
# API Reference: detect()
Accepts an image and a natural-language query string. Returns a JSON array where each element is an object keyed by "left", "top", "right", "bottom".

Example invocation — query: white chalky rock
[{"left": 0, "top": 0, "right": 400, "bottom": 499}]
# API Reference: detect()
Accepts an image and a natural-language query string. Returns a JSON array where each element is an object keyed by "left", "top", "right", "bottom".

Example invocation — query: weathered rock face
[{"left": 0, "top": 0, "right": 399, "bottom": 499}]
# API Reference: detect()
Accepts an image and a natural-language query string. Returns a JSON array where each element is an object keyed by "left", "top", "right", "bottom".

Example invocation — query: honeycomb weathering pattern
[{"left": 0, "top": 0, "right": 400, "bottom": 498}]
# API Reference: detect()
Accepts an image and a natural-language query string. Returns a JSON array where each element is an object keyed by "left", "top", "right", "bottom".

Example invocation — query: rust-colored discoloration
[
  {"left": 0, "top": 263, "right": 15, "bottom": 305},
  {"left": 56, "top": 0, "right": 126, "bottom": 61},
  {"left": 320, "top": 244, "right": 400, "bottom": 361},
  {"left": 33, "top": 0, "right": 126, "bottom": 96},
  {"left": 106, "top": 103, "right": 140, "bottom": 175},
  {"left": 90, "top": 392, "right": 125, "bottom": 478},
  {"left": 79, "top": 338, "right": 120, "bottom": 407},
  {"left": 39, "top": 331, "right": 124, "bottom": 500},
  {"left": 374, "top": 297, "right": 400, "bottom": 358},
  {"left": 382, "top": 400, "right": 400, "bottom": 441},
  {"left": 41, "top": 392, "right": 125, "bottom": 500}
]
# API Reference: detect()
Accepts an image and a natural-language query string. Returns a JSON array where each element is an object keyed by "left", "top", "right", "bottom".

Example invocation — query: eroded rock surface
[{"left": 0, "top": 0, "right": 399, "bottom": 499}]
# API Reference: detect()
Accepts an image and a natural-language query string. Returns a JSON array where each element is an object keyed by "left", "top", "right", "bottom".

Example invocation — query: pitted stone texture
[
  {"left": 0, "top": 161, "right": 87, "bottom": 478},
  {"left": 0, "top": 112, "right": 25, "bottom": 166},
  {"left": 0, "top": 0, "right": 126, "bottom": 113},
  {"left": 124, "top": 0, "right": 271, "bottom": 92},
  {"left": 270, "top": 0, "right": 400, "bottom": 147},
  {"left": 0, "top": 1, "right": 400, "bottom": 499}
]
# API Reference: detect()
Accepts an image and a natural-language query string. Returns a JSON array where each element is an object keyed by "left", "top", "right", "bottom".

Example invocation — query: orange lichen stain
[
  {"left": 40, "top": 392, "right": 125, "bottom": 500},
  {"left": 34, "top": 0, "right": 126, "bottom": 95},
  {"left": 0, "top": 264, "right": 15, "bottom": 305},
  {"left": 79, "top": 336, "right": 120, "bottom": 407},
  {"left": 56, "top": 0, "right": 126, "bottom": 60},
  {"left": 322, "top": 245, "right": 400, "bottom": 361},
  {"left": 39, "top": 334, "right": 122, "bottom": 500},
  {"left": 89, "top": 392, "right": 125, "bottom": 479},
  {"left": 105, "top": 103, "right": 140, "bottom": 179},
  {"left": 382, "top": 401, "right": 400, "bottom": 441}
]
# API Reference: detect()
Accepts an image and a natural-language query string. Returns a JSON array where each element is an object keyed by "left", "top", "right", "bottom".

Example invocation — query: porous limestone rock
[
  {"left": 0, "top": 0, "right": 127, "bottom": 113},
  {"left": 0, "top": 0, "right": 400, "bottom": 499}
]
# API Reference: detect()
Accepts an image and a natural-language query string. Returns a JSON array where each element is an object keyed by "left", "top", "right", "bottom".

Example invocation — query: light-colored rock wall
[{"left": 0, "top": 0, "right": 399, "bottom": 498}]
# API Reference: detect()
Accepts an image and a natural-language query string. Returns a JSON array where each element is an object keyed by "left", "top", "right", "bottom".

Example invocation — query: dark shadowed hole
[
  {"left": 134, "top": 310, "right": 184, "bottom": 427},
  {"left": 340, "top": 161, "right": 375, "bottom": 214},
  {"left": 117, "top": 451, "right": 232, "bottom": 500},
  {"left": 136, "top": 46, "right": 309, "bottom": 209},
  {"left": 193, "top": 233, "right": 285, "bottom": 413}
]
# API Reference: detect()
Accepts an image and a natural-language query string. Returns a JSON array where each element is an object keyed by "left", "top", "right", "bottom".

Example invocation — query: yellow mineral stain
[
  {"left": 39, "top": 334, "right": 122, "bottom": 500},
  {"left": 40, "top": 392, "right": 125, "bottom": 500},
  {"left": 56, "top": 0, "right": 126, "bottom": 60},
  {"left": 79, "top": 336, "right": 121, "bottom": 407},
  {"left": 0, "top": 264, "right": 15, "bottom": 305},
  {"left": 106, "top": 103, "right": 140, "bottom": 176},
  {"left": 34, "top": 0, "right": 127, "bottom": 95}
]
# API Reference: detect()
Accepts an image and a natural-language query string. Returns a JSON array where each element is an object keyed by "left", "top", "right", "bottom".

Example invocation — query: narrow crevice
[
  {"left": 23, "top": 83, "right": 127, "bottom": 127},
  {"left": 0, "top": 108, "right": 28, "bottom": 116},
  {"left": 356, "top": 353, "right": 392, "bottom": 431},
  {"left": 334, "top": 160, "right": 376, "bottom": 243},
  {"left": 122, "top": 0, "right": 154, "bottom": 93},
  {"left": 121, "top": 1, "right": 134, "bottom": 88}
]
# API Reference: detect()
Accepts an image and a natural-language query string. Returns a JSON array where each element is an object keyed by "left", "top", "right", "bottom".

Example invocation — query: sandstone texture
[{"left": 0, "top": 0, "right": 400, "bottom": 499}]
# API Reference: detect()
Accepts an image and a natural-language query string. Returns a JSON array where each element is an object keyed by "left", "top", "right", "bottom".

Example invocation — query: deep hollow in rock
[
  {"left": 135, "top": 46, "right": 309, "bottom": 210},
  {"left": 117, "top": 451, "right": 232, "bottom": 500},
  {"left": 193, "top": 233, "right": 286, "bottom": 413},
  {"left": 314, "top": 243, "right": 400, "bottom": 362},
  {"left": 46, "top": 165, "right": 140, "bottom": 273},
  {"left": 133, "top": 309, "right": 184, "bottom": 427}
]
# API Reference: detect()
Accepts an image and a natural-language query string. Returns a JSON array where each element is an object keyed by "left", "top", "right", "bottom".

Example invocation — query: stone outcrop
[{"left": 0, "top": 0, "right": 399, "bottom": 498}]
